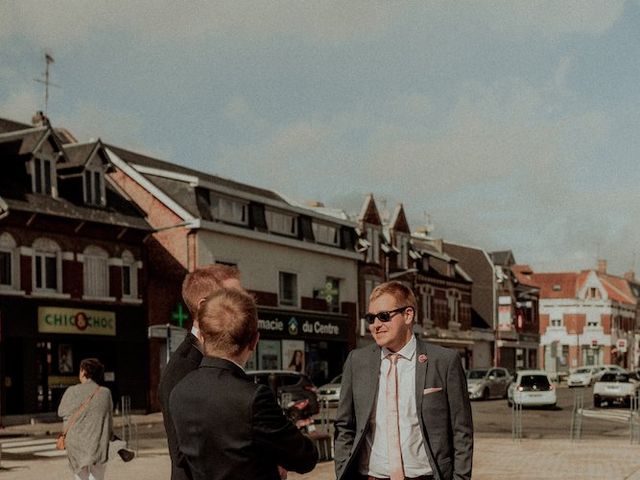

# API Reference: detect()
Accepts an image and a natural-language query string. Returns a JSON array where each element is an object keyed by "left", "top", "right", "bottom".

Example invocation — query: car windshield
[
  {"left": 574, "top": 368, "right": 593, "bottom": 374},
  {"left": 519, "top": 375, "right": 550, "bottom": 389},
  {"left": 467, "top": 369, "right": 488, "bottom": 379},
  {"left": 600, "top": 373, "right": 630, "bottom": 383}
]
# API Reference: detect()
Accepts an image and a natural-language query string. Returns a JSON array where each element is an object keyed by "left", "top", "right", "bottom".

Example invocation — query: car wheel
[
  {"left": 482, "top": 388, "right": 489, "bottom": 401},
  {"left": 507, "top": 398, "right": 513, "bottom": 407},
  {"left": 594, "top": 397, "right": 601, "bottom": 408}
]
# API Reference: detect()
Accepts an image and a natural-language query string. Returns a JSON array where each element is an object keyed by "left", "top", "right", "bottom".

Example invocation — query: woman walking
[{"left": 58, "top": 358, "right": 113, "bottom": 480}]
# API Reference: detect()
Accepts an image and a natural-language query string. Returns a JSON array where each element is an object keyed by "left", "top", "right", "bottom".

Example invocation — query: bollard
[
  {"left": 570, "top": 389, "right": 584, "bottom": 441},
  {"left": 511, "top": 396, "right": 522, "bottom": 441},
  {"left": 630, "top": 394, "right": 640, "bottom": 445}
]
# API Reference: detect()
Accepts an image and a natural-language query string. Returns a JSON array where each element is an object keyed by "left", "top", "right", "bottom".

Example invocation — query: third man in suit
[{"left": 334, "top": 281, "right": 473, "bottom": 480}]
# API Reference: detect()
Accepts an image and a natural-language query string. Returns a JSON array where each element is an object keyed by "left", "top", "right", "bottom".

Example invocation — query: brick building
[
  {"left": 0, "top": 116, "right": 150, "bottom": 418},
  {"left": 106, "top": 147, "right": 360, "bottom": 409}
]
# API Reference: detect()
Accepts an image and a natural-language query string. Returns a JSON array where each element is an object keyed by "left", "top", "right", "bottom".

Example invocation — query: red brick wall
[
  {"left": 564, "top": 314, "right": 585, "bottom": 335},
  {"left": 539, "top": 313, "right": 549, "bottom": 334},
  {"left": 601, "top": 314, "right": 612, "bottom": 334}
]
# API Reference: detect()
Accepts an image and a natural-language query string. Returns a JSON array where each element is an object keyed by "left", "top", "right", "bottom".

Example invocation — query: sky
[{"left": 1, "top": 1, "right": 639, "bottom": 276}]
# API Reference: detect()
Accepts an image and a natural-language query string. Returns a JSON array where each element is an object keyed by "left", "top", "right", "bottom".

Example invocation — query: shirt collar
[{"left": 381, "top": 335, "right": 416, "bottom": 361}]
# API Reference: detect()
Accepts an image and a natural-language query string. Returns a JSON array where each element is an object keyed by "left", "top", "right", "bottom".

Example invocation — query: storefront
[
  {"left": 0, "top": 298, "right": 148, "bottom": 416},
  {"left": 249, "top": 308, "right": 350, "bottom": 387}
]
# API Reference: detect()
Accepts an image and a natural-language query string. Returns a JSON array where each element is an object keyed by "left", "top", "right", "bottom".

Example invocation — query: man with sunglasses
[{"left": 334, "top": 281, "right": 473, "bottom": 480}]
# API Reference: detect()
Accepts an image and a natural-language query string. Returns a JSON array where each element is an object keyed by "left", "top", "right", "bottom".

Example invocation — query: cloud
[{"left": 1, "top": 1, "right": 625, "bottom": 49}]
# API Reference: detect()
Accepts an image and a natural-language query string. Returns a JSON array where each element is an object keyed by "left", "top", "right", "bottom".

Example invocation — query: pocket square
[{"left": 423, "top": 387, "right": 443, "bottom": 395}]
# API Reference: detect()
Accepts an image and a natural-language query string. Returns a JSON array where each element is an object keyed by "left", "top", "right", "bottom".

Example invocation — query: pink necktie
[{"left": 386, "top": 353, "right": 404, "bottom": 480}]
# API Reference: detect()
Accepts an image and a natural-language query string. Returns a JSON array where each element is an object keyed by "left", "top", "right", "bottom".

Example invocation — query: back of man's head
[
  {"left": 198, "top": 288, "right": 258, "bottom": 358},
  {"left": 182, "top": 264, "right": 241, "bottom": 316}
]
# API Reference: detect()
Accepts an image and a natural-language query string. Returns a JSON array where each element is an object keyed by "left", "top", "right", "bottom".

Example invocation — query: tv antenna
[{"left": 34, "top": 50, "right": 60, "bottom": 114}]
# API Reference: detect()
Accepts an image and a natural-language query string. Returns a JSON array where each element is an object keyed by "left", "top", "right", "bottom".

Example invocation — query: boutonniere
[{"left": 418, "top": 354, "right": 428, "bottom": 364}]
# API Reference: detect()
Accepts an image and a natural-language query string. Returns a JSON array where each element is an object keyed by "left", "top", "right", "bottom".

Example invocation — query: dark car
[{"left": 245, "top": 370, "right": 320, "bottom": 415}]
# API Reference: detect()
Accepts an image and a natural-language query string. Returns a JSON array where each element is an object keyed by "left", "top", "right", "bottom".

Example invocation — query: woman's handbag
[{"left": 56, "top": 385, "right": 101, "bottom": 451}]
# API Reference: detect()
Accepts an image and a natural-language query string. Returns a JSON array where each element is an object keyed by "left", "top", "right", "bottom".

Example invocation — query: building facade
[
  {"left": 531, "top": 260, "right": 637, "bottom": 378},
  {"left": 0, "top": 118, "right": 150, "bottom": 418},
  {"left": 107, "top": 146, "right": 360, "bottom": 408}
]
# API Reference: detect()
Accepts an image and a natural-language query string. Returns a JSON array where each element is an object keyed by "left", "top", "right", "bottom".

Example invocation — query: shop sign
[
  {"left": 38, "top": 307, "right": 116, "bottom": 336},
  {"left": 258, "top": 312, "right": 345, "bottom": 340},
  {"left": 498, "top": 305, "right": 512, "bottom": 331}
]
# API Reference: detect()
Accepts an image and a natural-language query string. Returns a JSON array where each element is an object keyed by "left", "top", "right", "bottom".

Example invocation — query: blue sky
[{"left": 1, "top": 1, "right": 639, "bottom": 275}]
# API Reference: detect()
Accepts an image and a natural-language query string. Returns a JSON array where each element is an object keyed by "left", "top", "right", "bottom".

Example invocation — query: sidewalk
[{"left": 2, "top": 414, "right": 640, "bottom": 479}]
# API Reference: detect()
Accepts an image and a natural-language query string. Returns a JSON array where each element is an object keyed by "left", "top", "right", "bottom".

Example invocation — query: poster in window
[
  {"left": 258, "top": 340, "right": 281, "bottom": 370},
  {"left": 245, "top": 349, "right": 257, "bottom": 371},
  {"left": 282, "top": 340, "right": 305, "bottom": 373},
  {"left": 59, "top": 344, "right": 73, "bottom": 373}
]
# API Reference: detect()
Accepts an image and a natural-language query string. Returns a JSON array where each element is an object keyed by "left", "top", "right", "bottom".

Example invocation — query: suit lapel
[
  {"left": 360, "top": 344, "right": 382, "bottom": 425},
  {"left": 415, "top": 338, "right": 429, "bottom": 413}
]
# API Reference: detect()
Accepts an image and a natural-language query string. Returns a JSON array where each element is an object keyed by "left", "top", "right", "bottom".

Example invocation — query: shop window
[
  {"left": 83, "top": 245, "right": 109, "bottom": 298},
  {"left": 313, "top": 222, "right": 339, "bottom": 246},
  {"left": 31, "top": 156, "right": 56, "bottom": 196},
  {"left": 33, "top": 238, "right": 62, "bottom": 293},
  {"left": 266, "top": 210, "right": 297, "bottom": 237},
  {"left": 210, "top": 194, "right": 248, "bottom": 225},
  {"left": 0, "top": 233, "right": 18, "bottom": 290},
  {"left": 279, "top": 271, "right": 298, "bottom": 306},
  {"left": 122, "top": 250, "right": 138, "bottom": 299},
  {"left": 84, "top": 164, "right": 106, "bottom": 206}
]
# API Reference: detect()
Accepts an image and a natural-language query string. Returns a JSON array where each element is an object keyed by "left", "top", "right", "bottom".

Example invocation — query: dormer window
[
  {"left": 84, "top": 164, "right": 106, "bottom": 206},
  {"left": 211, "top": 194, "right": 248, "bottom": 225},
  {"left": 266, "top": 210, "right": 297, "bottom": 237},
  {"left": 396, "top": 234, "right": 409, "bottom": 269},
  {"left": 586, "top": 287, "right": 601, "bottom": 300},
  {"left": 366, "top": 226, "right": 380, "bottom": 263},
  {"left": 313, "top": 222, "right": 339, "bottom": 246},
  {"left": 32, "top": 156, "right": 56, "bottom": 196}
]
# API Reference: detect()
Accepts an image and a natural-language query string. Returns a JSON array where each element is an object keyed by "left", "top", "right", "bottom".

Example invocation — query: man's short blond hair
[
  {"left": 181, "top": 264, "right": 240, "bottom": 316},
  {"left": 198, "top": 288, "right": 258, "bottom": 357},
  {"left": 369, "top": 281, "right": 418, "bottom": 313}
]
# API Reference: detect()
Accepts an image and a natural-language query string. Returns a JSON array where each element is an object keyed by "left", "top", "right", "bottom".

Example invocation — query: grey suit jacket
[{"left": 333, "top": 338, "right": 473, "bottom": 480}]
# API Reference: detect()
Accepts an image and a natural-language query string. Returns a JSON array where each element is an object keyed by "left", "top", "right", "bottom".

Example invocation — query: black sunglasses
[{"left": 364, "top": 306, "right": 411, "bottom": 325}]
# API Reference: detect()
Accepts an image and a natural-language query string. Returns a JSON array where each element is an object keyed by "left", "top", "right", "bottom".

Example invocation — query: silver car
[
  {"left": 317, "top": 374, "right": 342, "bottom": 405},
  {"left": 467, "top": 367, "right": 511, "bottom": 400}
]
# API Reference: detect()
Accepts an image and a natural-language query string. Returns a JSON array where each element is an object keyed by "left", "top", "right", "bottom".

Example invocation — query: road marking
[
  {"left": 580, "top": 408, "right": 634, "bottom": 423},
  {"left": 0, "top": 437, "right": 66, "bottom": 457}
]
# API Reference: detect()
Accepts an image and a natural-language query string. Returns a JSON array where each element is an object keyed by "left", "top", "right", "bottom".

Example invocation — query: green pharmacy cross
[{"left": 171, "top": 303, "right": 189, "bottom": 328}]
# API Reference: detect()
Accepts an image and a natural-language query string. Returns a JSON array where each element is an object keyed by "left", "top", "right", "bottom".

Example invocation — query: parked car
[
  {"left": 467, "top": 368, "right": 511, "bottom": 400},
  {"left": 245, "top": 370, "right": 320, "bottom": 415},
  {"left": 507, "top": 370, "right": 557, "bottom": 408},
  {"left": 593, "top": 364, "right": 627, "bottom": 381},
  {"left": 593, "top": 372, "right": 640, "bottom": 407},
  {"left": 567, "top": 366, "right": 599, "bottom": 387},
  {"left": 318, "top": 374, "right": 342, "bottom": 405}
]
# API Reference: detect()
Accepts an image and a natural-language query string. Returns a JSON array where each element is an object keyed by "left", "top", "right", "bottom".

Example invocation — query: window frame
[
  {"left": 278, "top": 271, "right": 298, "bottom": 307},
  {"left": 0, "top": 233, "right": 18, "bottom": 290},
  {"left": 83, "top": 246, "right": 110, "bottom": 298},
  {"left": 266, "top": 209, "right": 298, "bottom": 237},
  {"left": 210, "top": 194, "right": 249, "bottom": 226},
  {"left": 32, "top": 239, "right": 62, "bottom": 293},
  {"left": 121, "top": 250, "right": 138, "bottom": 300},
  {"left": 31, "top": 155, "right": 57, "bottom": 196},
  {"left": 313, "top": 222, "right": 339, "bottom": 246},
  {"left": 83, "top": 163, "right": 106, "bottom": 206}
]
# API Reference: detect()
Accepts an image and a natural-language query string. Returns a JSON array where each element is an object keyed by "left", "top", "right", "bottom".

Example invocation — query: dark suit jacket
[
  {"left": 334, "top": 338, "right": 473, "bottom": 480},
  {"left": 158, "top": 332, "right": 202, "bottom": 480},
  {"left": 169, "top": 356, "right": 318, "bottom": 480}
]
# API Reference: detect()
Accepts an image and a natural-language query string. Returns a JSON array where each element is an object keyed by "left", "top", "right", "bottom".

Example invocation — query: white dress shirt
[{"left": 359, "top": 336, "right": 432, "bottom": 477}]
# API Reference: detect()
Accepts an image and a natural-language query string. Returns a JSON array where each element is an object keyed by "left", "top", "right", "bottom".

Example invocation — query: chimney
[
  {"left": 31, "top": 111, "right": 50, "bottom": 127},
  {"left": 625, "top": 270, "right": 636, "bottom": 282},
  {"left": 597, "top": 259, "right": 607, "bottom": 274}
]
